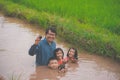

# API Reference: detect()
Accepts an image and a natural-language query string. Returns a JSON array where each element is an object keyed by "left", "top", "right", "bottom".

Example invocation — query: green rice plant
[
  {"left": 9, "top": 72, "right": 24, "bottom": 80},
  {"left": 9, "top": 0, "right": 120, "bottom": 35}
]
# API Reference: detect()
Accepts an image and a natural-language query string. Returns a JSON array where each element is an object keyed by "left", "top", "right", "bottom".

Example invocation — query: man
[{"left": 29, "top": 27, "right": 56, "bottom": 66}]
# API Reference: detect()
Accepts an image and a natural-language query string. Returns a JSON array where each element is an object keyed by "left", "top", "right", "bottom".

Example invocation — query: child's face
[
  {"left": 48, "top": 60, "right": 59, "bottom": 69},
  {"left": 68, "top": 49, "right": 75, "bottom": 58},
  {"left": 56, "top": 50, "right": 63, "bottom": 60}
]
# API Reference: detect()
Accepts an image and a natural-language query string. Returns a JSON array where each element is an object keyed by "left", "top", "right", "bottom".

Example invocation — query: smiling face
[
  {"left": 48, "top": 59, "right": 59, "bottom": 70},
  {"left": 68, "top": 48, "right": 75, "bottom": 58},
  {"left": 45, "top": 30, "right": 56, "bottom": 43},
  {"left": 56, "top": 50, "right": 63, "bottom": 60}
]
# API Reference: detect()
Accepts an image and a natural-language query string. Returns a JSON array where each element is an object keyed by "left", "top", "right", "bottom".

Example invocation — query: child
[
  {"left": 48, "top": 57, "right": 59, "bottom": 70},
  {"left": 65, "top": 47, "right": 78, "bottom": 63},
  {"left": 54, "top": 48, "right": 67, "bottom": 72},
  {"left": 54, "top": 48, "right": 64, "bottom": 65}
]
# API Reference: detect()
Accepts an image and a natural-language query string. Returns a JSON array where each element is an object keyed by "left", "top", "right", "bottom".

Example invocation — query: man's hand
[{"left": 34, "top": 36, "right": 42, "bottom": 45}]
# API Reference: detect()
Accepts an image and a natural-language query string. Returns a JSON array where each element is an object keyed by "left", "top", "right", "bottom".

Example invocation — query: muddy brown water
[{"left": 0, "top": 15, "right": 120, "bottom": 80}]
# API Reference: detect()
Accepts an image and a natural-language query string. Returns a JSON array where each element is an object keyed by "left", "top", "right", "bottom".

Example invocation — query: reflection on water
[
  {"left": 0, "top": 15, "right": 120, "bottom": 80},
  {"left": 29, "top": 66, "right": 66, "bottom": 80}
]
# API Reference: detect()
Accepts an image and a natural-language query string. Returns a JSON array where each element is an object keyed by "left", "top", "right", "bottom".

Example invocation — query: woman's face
[
  {"left": 56, "top": 50, "right": 63, "bottom": 60},
  {"left": 68, "top": 49, "right": 75, "bottom": 58}
]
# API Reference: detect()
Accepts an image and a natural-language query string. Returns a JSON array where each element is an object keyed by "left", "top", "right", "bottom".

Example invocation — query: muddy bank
[{"left": 0, "top": 15, "right": 120, "bottom": 80}]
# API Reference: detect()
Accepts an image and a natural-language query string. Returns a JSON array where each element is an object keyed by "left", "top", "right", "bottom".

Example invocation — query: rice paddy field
[
  {"left": 9, "top": 0, "right": 120, "bottom": 35},
  {"left": 0, "top": 0, "right": 120, "bottom": 60}
]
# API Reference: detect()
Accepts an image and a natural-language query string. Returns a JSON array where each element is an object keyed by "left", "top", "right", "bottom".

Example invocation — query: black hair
[
  {"left": 67, "top": 47, "right": 78, "bottom": 60},
  {"left": 48, "top": 57, "right": 57, "bottom": 65},
  {"left": 38, "top": 35, "right": 42, "bottom": 39},
  {"left": 45, "top": 27, "right": 57, "bottom": 35},
  {"left": 54, "top": 48, "right": 64, "bottom": 59}
]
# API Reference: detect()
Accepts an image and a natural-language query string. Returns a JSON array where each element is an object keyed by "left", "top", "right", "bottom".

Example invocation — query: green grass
[
  {"left": 8, "top": 72, "right": 24, "bottom": 80},
  {"left": 0, "top": 0, "right": 120, "bottom": 61},
  {"left": 8, "top": 0, "right": 120, "bottom": 35}
]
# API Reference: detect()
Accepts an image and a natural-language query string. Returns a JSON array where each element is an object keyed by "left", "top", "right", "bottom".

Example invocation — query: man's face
[
  {"left": 48, "top": 60, "right": 59, "bottom": 69},
  {"left": 45, "top": 30, "right": 56, "bottom": 43}
]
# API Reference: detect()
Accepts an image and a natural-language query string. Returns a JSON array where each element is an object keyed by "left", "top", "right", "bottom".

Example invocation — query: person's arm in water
[{"left": 29, "top": 36, "right": 42, "bottom": 56}]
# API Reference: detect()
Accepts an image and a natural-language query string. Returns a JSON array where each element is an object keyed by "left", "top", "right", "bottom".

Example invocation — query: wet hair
[
  {"left": 38, "top": 35, "right": 42, "bottom": 39},
  {"left": 48, "top": 57, "right": 57, "bottom": 65},
  {"left": 54, "top": 48, "right": 64, "bottom": 59},
  {"left": 45, "top": 27, "right": 57, "bottom": 35},
  {"left": 67, "top": 47, "right": 78, "bottom": 60}
]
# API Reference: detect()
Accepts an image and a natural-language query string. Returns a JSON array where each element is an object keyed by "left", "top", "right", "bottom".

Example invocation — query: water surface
[{"left": 0, "top": 15, "right": 120, "bottom": 80}]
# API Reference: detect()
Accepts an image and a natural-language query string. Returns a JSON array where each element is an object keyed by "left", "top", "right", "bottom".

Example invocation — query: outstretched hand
[{"left": 34, "top": 36, "right": 42, "bottom": 45}]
